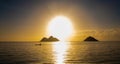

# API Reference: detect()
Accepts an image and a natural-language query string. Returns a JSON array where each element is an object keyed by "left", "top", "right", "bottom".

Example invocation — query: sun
[{"left": 47, "top": 15, "right": 74, "bottom": 41}]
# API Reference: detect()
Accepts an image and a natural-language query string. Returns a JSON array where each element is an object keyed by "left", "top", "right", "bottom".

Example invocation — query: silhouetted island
[
  {"left": 40, "top": 36, "right": 59, "bottom": 42},
  {"left": 84, "top": 36, "right": 98, "bottom": 41}
]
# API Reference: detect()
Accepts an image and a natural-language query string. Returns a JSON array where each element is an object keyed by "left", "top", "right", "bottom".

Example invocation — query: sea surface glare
[{"left": 0, "top": 41, "right": 120, "bottom": 64}]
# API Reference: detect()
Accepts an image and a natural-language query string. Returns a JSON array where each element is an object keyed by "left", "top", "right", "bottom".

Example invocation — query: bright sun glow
[{"left": 47, "top": 16, "right": 74, "bottom": 41}]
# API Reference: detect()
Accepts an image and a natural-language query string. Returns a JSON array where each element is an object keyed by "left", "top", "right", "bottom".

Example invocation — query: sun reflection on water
[{"left": 52, "top": 42, "right": 69, "bottom": 64}]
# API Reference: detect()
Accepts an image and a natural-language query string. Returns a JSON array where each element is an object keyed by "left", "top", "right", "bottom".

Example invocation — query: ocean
[{"left": 0, "top": 41, "right": 120, "bottom": 64}]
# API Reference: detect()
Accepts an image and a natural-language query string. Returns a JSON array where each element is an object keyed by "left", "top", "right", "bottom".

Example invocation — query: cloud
[{"left": 73, "top": 28, "right": 120, "bottom": 41}]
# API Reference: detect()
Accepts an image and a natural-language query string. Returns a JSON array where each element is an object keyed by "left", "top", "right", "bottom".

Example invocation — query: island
[
  {"left": 84, "top": 36, "right": 98, "bottom": 41},
  {"left": 40, "top": 36, "right": 59, "bottom": 42}
]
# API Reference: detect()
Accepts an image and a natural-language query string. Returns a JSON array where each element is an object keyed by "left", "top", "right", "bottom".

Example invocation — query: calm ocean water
[{"left": 0, "top": 41, "right": 120, "bottom": 64}]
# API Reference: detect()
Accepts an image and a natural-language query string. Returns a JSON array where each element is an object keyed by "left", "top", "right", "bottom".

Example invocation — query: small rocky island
[
  {"left": 40, "top": 36, "right": 59, "bottom": 42},
  {"left": 84, "top": 36, "right": 98, "bottom": 41}
]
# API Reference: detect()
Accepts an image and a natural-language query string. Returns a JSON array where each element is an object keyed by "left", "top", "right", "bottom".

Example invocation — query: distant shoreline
[{"left": 0, "top": 41, "right": 120, "bottom": 43}]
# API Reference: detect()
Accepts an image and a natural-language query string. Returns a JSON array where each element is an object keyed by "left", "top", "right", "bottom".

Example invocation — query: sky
[{"left": 0, "top": 0, "right": 120, "bottom": 41}]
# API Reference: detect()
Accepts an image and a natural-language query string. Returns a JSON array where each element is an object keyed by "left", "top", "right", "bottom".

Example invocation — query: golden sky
[{"left": 0, "top": 0, "right": 120, "bottom": 41}]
